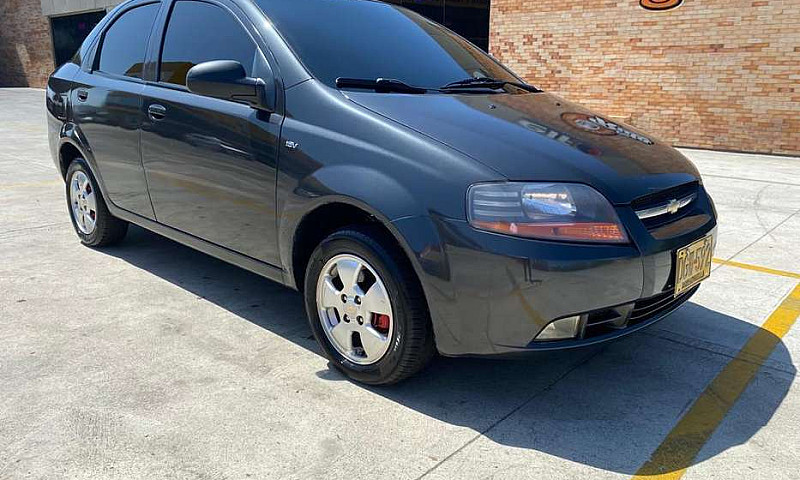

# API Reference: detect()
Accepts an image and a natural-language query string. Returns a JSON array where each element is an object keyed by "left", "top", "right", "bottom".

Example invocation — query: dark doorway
[
  {"left": 385, "top": 0, "right": 491, "bottom": 51},
  {"left": 50, "top": 10, "right": 107, "bottom": 66}
]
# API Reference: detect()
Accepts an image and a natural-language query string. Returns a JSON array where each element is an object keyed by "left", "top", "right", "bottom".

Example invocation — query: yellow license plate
[{"left": 674, "top": 235, "right": 714, "bottom": 297}]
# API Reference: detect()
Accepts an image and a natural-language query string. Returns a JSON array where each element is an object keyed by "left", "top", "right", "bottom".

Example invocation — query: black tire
[
  {"left": 304, "top": 225, "right": 435, "bottom": 385},
  {"left": 65, "top": 158, "right": 129, "bottom": 247}
]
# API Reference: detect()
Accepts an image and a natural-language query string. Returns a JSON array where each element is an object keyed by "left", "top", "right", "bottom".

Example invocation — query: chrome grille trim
[{"left": 635, "top": 192, "right": 696, "bottom": 220}]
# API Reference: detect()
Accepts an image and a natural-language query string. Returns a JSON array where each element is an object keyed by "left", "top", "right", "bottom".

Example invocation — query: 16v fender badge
[{"left": 640, "top": 0, "right": 683, "bottom": 10}]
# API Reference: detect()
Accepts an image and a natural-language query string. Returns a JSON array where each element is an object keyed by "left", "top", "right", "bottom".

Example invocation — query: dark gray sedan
[{"left": 47, "top": 0, "right": 716, "bottom": 384}]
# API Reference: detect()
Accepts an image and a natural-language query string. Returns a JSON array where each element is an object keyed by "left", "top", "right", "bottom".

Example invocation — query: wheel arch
[
  {"left": 287, "top": 197, "right": 424, "bottom": 293},
  {"left": 57, "top": 127, "right": 98, "bottom": 179},
  {"left": 58, "top": 141, "right": 84, "bottom": 179},
  {"left": 56, "top": 131, "right": 114, "bottom": 203}
]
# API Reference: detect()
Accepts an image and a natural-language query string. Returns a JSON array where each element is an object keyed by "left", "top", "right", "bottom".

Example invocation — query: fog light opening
[{"left": 534, "top": 315, "right": 582, "bottom": 341}]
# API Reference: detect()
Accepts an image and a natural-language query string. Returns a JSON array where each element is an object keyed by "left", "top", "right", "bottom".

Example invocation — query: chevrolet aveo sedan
[{"left": 47, "top": 0, "right": 717, "bottom": 384}]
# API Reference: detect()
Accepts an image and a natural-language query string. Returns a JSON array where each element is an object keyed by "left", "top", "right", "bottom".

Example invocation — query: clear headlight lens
[{"left": 467, "top": 182, "right": 628, "bottom": 243}]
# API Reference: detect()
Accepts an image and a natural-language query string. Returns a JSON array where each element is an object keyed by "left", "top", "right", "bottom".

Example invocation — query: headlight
[{"left": 467, "top": 182, "right": 628, "bottom": 243}]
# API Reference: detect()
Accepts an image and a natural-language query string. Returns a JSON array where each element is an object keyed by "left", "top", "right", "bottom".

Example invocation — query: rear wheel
[
  {"left": 304, "top": 226, "right": 435, "bottom": 385},
  {"left": 65, "top": 158, "right": 128, "bottom": 247}
]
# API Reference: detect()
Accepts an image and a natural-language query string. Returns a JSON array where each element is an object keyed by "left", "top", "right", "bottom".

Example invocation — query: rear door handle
[
  {"left": 148, "top": 104, "right": 167, "bottom": 121},
  {"left": 76, "top": 89, "right": 88, "bottom": 101}
]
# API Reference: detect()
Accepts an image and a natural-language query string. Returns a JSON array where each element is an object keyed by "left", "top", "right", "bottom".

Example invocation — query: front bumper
[{"left": 393, "top": 186, "right": 717, "bottom": 356}]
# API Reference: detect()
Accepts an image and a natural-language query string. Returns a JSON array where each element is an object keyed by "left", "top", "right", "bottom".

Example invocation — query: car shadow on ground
[{"left": 104, "top": 225, "right": 795, "bottom": 476}]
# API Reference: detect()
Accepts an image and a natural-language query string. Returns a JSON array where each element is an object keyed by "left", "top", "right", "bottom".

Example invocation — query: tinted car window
[
  {"left": 97, "top": 4, "right": 159, "bottom": 78},
  {"left": 160, "top": 1, "right": 258, "bottom": 86},
  {"left": 255, "top": 0, "right": 517, "bottom": 89},
  {"left": 52, "top": 11, "right": 107, "bottom": 67}
]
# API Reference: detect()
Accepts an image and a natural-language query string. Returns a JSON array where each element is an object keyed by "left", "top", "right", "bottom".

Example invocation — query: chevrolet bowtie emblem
[{"left": 666, "top": 199, "right": 681, "bottom": 215}]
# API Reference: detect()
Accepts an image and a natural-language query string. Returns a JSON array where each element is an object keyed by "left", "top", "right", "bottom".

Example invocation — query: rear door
[
  {"left": 140, "top": 0, "right": 282, "bottom": 265},
  {"left": 71, "top": 1, "right": 161, "bottom": 219}
]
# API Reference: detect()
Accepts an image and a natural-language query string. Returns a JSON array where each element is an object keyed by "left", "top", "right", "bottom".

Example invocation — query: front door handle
[
  {"left": 148, "top": 104, "right": 167, "bottom": 121},
  {"left": 76, "top": 89, "right": 88, "bottom": 102}
]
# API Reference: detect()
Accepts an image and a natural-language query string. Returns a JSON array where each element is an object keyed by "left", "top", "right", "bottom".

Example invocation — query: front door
[{"left": 140, "top": 0, "right": 281, "bottom": 265}]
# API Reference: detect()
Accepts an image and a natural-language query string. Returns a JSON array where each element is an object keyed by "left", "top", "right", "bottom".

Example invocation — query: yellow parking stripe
[
  {"left": 713, "top": 257, "right": 800, "bottom": 279},
  {"left": 712, "top": 258, "right": 800, "bottom": 280},
  {"left": 631, "top": 282, "right": 800, "bottom": 480}
]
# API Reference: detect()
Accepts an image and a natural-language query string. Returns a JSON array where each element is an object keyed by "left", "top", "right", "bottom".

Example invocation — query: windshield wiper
[
  {"left": 333, "top": 76, "right": 542, "bottom": 94},
  {"left": 335, "top": 77, "right": 428, "bottom": 94},
  {"left": 440, "top": 77, "right": 541, "bottom": 93}
]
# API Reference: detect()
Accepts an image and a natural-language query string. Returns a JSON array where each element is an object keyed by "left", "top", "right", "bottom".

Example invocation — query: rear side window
[
  {"left": 159, "top": 1, "right": 258, "bottom": 86},
  {"left": 97, "top": 4, "right": 159, "bottom": 79}
]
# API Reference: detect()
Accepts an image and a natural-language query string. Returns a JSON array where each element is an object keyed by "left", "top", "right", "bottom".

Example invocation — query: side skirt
[{"left": 107, "top": 203, "right": 288, "bottom": 287}]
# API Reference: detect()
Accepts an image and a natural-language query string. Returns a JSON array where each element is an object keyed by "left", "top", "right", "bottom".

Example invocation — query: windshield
[{"left": 255, "top": 0, "right": 520, "bottom": 90}]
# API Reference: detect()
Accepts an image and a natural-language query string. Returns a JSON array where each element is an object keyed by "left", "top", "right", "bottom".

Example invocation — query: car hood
[{"left": 344, "top": 91, "right": 700, "bottom": 204}]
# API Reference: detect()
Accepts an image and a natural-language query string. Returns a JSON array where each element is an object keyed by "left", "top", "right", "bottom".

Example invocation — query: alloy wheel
[
  {"left": 316, "top": 254, "right": 394, "bottom": 365},
  {"left": 69, "top": 170, "right": 97, "bottom": 235}
]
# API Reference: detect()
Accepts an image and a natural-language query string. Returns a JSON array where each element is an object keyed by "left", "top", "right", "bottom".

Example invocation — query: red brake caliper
[{"left": 372, "top": 314, "right": 390, "bottom": 334}]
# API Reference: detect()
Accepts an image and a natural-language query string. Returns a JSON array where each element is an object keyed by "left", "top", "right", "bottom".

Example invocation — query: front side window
[
  {"left": 159, "top": 1, "right": 259, "bottom": 87},
  {"left": 97, "top": 4, "right": 159, "bottom": 79}
]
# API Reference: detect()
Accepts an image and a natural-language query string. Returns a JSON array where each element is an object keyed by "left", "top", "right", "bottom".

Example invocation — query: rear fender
[{"left": 56, "top": 128, "right": 113, "bottom": 205}]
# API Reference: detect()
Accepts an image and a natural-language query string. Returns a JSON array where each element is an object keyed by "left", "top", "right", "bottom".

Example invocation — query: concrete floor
[{"left": 1, "top": 87, "right": 798, "bottom": 480}]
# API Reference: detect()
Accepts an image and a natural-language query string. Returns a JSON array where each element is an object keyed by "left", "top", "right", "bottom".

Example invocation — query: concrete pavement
[{"left": 1, "top": 88, "right": 799, "bottom": 479}]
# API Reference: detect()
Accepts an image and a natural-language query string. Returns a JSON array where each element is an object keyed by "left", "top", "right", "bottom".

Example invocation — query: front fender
[
  {"left": 298, "top": 164, "right": 423, "bottom": 218},
  {"left": 278, "top": 164, "right": 426, "bottom": 288},
  {"left": 280, "top": 188, "right": 462, "bottom": 354}
]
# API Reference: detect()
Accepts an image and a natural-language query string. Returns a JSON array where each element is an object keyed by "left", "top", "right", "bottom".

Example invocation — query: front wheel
[{"left": 304, "top": 226, "right": 435, "bottom": 385}]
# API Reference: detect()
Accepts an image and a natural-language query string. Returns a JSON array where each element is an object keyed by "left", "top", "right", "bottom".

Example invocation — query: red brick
[
  {"left": 0, "top": 0, "right": 55, "bottom": 88},
  {"left": 490, "top": 0, "right": 800, "bottom": 155}
]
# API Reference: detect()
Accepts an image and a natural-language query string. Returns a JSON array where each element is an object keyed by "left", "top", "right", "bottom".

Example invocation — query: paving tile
[
  {"left": 684, "top": 367, "right": 798, "bottom": 480},
  {"left": 681, "top": 148, "right": 800, "bottom": 187},
  {"left": 733, "top": 215, "right": 800, "bottom": 282},
  {"left": 648, "top": 265, "right": 798, "bottom": 374},
  {"left": 1, "top": 88, "right": 799, "bottom": 480},
  {"left": 423, "top": 334, "right": 753, "bottom": 480}
]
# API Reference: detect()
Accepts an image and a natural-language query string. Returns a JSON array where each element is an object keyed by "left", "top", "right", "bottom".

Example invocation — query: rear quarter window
[{"left": 96, "top": 3, "right": 160, "bottom": 79}]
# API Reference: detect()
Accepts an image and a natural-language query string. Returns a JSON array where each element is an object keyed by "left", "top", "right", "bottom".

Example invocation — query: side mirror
[{"left": 186, "top": 60, "right": 274, "bottom": 112}]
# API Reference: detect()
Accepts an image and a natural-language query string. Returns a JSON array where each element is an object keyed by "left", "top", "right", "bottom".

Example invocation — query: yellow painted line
[
  {"left": 632, "top": 282, "right": 800, "bottom": 479},
  {"left": 0, "top": 180, "right": 62, "bottom": 190},
  {"left": 712, "top": 258, "right": 800, "bottom": 280}
]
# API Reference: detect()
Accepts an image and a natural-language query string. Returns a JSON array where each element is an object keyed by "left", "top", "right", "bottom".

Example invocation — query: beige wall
[
  {"left": 490, "top": 0, "right": 800, "bottom": 155},
  {"left": 41, "top": 0, "right": 120, "bottom": 17}
]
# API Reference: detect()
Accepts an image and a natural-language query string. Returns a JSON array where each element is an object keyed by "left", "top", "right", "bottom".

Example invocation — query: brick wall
[
  {"left": 490, "top": 0, "right": 800, "bottom": 155},
  {"left": 0, "top": 0, "right": 55, "bottom": 87}
]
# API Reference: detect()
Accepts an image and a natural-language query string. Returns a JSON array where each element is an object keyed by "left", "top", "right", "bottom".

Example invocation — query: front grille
[
  {"left": 632, "top": 182, "right": 699, "bottom": 230},
  {"left": 581, "top": 286, "right": 698, "bottom": 339},
  {"left": 632, "top": 181, "right": 699, "bottom": 210},
  {"left": 629, "top": 285, "right": 698, "bottom": 325}
]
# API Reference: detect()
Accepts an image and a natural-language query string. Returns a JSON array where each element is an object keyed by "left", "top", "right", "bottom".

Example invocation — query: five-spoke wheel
[
  {"left": 316, "top": 254, "right": 394, "bottom": 365},
  {"left": 305, "top": 226, "right": 435, "bottom": 385},
  {"left": 69, "top": 170, "right": 98, "bottom": 235},
  {"left": 65, "top": 158, "right": 128, "bottom": 247}
]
